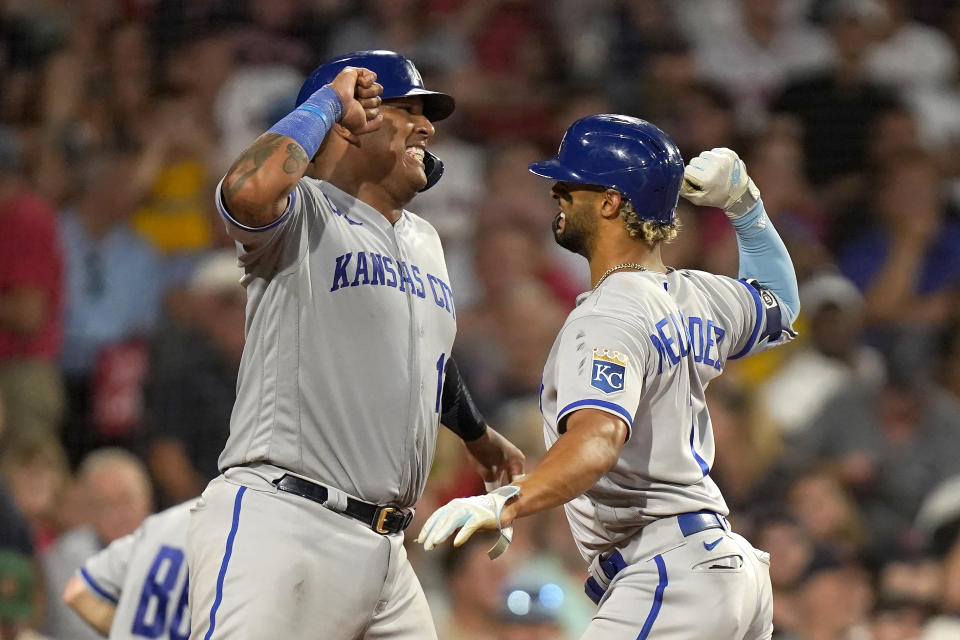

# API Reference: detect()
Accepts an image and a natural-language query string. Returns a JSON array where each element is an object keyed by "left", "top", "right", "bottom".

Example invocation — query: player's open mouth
[{"left": 405, "top": 146, "right": 425, "bottom": 167}]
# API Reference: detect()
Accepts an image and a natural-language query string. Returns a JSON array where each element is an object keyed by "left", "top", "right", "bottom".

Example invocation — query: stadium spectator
[
  {"left": 771, "top": 0, "right": 898, "bottom": 204},
  {"left": 143, "top": 250, "right": 244, "bottom": 507},
  {"left": 865, "top": 0, "right": 957, "bottom": 95},
  {"left": 838, "top": 149, "right": 960, "bottom": 327},
  {"left": 0, "top": 126, "right": 64, "bottom": 465},
  {"left": 59, "top": 152, "right": 161, "bottom": 463},
  {"left": 0, "top": 436, "right": 70, "bottom": 553},
  {"left": 432, "top": 537, "right": 510, "bottom": 640},
  {"left": 445, "top": 0, "right": 560, "bottom": 144},
  {"left": 128, "top": 81, "right": 218, "bottom": 260},
  {"left": 0, "top": 481, "right": 32, "bottom": 559},
  {"left": 792, "top": 331, "right": 960, "bottom": 562},
  {"left": 689, "top": 0, "right": 833, "bottom": 131},
  {"left": 0, "top": 550, "right": 42, "bottom": 640},
  {"left": 40, "top": 448, "right": 151, "bottom": 640},
  {"left": 706, "top": 380, "right": 782, "bottom": 513},
  {"left": 789, "top": 550, "right": 873, "bottom": 640},
  {"left": 325, "top": 0, "right": 469, "bottom": 76},
  {"left": 786, "top": 470, "right": 868, "bottom": 555},
  {"left": 457, "top": 275, "right": 565, "bottom": 416},
  {"left": 760, "top": 273, "right": 884, "bottom": 435}
]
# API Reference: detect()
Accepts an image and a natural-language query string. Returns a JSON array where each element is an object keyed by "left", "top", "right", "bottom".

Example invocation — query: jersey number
[
  {"left": 435, "top": 353, "right": 445, "bottom": 413},
  {"left": 132, "top": 545, "right": 189, "bottom": 640}
]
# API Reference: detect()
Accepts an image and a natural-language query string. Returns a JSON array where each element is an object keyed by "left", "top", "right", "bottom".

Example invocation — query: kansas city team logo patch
[{"left": 591, "top": 348, "right": 627, "bottom": 394}]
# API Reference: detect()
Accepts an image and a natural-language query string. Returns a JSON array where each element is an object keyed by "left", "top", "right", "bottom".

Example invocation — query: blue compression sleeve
[
  {"left": 730, "top": 199, "right": 800, "bottom": 323},
  {"left": 266, "top": 85, "right": 342, "bottom": 160}
]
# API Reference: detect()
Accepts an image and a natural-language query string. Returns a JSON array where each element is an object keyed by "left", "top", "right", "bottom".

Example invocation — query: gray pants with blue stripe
[
  {"left": 186, "top": 470, "right": 436, "bottom": 640},
  {"left": 582, "top": 517, "right": 773, "bottom": 639}
]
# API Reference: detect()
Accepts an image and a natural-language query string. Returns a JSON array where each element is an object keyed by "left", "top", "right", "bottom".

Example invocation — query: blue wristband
[{"left": 267, "top": 84, "right": 343, "bottom": 160}]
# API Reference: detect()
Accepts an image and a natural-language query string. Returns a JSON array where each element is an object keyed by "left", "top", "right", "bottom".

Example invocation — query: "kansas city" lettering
[{"left": 329, "top": 251, "right": 456, "bottom": 318}]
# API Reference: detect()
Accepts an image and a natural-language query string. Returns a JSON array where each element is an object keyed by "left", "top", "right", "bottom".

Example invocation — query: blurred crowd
[{"left": 1, "top": 0, "right": 960, "bottom": 638}]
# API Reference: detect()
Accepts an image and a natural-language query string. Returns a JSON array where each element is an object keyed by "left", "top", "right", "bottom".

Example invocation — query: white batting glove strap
[
  {"left": 483, "top": 472, "right": 526, "bottom": 493},
  {"left": 680, "top": 148, "right": 759, "bottom": 217},
  {"left": 416, "top": 485, "right": 520, "bottom": 554}
]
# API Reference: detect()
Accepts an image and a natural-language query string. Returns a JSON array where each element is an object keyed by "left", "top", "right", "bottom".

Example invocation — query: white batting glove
[
  {"left": 417, "top": 485, "right": 520, "bottom": 559},
  {"left": 680, "top": 148, "right": 760, "bottom": 217}
]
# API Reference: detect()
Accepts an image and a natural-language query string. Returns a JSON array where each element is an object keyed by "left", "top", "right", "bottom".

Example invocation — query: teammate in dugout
[
  {"left": 64, "top": 501, "right": 192, "bottom": 639},
  {"left": 186, "top": 50, "right": 524, "bottom": 640},
  {"left": 418, "top": 115, "right": 800, "bottom": 639}
]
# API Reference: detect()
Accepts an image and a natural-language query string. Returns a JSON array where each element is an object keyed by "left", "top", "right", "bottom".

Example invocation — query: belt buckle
[{"left": 375, "top": 507, "right": 397, "bottom": 534}]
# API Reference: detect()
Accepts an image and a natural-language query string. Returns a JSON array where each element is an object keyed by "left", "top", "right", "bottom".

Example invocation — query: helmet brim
[
  {"left": 528, "top": 158, "right": 590, "bottom": 184},
  {"left": 387, "top": 89, "right": 455, "bottom": 122}
]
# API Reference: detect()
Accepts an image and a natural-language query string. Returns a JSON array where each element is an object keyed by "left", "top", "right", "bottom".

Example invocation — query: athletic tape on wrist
[{"left": 267, "top": 84, "right": 342, "bottom": 160}]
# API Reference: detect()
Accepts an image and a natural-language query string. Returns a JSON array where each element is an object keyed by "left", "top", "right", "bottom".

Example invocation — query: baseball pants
[
  {"left": 186, "top": 468, "right": 437, "bottom": 640},
  {"left": 582, "top": 516, "right": 773, "bottom": 639}
]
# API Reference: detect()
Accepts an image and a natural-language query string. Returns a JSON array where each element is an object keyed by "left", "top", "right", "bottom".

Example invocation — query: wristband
[
  {"left": 487, "top": 485, "right": 521, "bottom": 560},
  {"left": 266, "top": 84, "right": 342, "bottom": 160},
  {"left": 725, "top": 181, "right": 760, "bottom": 218}
]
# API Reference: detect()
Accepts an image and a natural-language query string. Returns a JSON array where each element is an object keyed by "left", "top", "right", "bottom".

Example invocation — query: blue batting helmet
[
  {"left": 297, "top": 50, "right": 454, "bottom": 192},
  {"left": 528, "top": 114, "right": 684, "bottom": 224}
]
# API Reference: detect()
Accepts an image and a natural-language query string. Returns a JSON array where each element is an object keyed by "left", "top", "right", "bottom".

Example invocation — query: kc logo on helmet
[{"left": 591, "top": 348, "right": 627, "bottom": 394}]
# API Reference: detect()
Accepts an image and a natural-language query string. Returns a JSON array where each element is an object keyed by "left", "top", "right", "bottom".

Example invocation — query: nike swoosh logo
[{"left": 703, "top": 537, "right": 723, "bottom": 551}]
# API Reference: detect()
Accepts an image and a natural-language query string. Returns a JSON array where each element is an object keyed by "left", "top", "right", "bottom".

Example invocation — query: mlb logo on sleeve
[{"left": 591, "top": 348, "right": 627, "bottom": 394}]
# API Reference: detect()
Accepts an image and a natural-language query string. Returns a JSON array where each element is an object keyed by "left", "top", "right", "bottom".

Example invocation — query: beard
[{"left": 553, "top": 210, "right": 592, "bottom": 258}]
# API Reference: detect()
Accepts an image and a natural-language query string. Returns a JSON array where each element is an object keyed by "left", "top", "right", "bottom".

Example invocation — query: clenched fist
[{"left": 680, "top": 148, "right": 760, "bottom": 217}]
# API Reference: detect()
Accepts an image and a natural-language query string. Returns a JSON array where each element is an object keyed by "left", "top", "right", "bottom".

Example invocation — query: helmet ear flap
[{"left": 419, "top": 150, "right": 444, "bottom": 192}]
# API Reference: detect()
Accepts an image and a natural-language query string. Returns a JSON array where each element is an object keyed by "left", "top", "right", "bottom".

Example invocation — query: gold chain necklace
[{"left": 594, "top": 263, "right": 647, "bottom": 289}]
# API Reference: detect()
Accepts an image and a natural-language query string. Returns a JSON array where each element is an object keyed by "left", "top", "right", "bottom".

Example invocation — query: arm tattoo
[
  {"left": 282, "top": 143, "right": 309, "bottom": 175},
  {"left": 223, "top": 133, "right": 286, "bottom": 200}
]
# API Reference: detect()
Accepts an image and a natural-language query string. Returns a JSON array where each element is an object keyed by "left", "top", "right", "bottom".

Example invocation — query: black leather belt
[{"left": 275, "top": 474, "right": 414, "bottom": 535}]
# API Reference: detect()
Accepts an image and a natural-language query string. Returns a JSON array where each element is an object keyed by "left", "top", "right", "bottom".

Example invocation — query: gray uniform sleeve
[
  {"left": 215, "top": 178, "right": 326, "bottom": 273},
  {"left": 555, "top": 315, "right": 651, "bottom": 440},
  {"left": 684, "top": 271, "right": 796, "bottom": 361},
  {"left": 79, "top": 528, "right": 140, "bottom": 603}
]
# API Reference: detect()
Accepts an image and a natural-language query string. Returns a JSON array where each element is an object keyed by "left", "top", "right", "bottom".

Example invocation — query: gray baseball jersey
[
  {"left": 215, "top": 177, "right": 457, "bottom": 507},
  {"left": 79, "top": 502, "right": 192, "bottom": 640},
  {"left": 540, "top": 268, "right": 794, "bottom": 563}
]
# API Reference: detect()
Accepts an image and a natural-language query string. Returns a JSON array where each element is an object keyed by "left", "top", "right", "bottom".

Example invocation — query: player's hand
[
  {"left": 680, "top": 148, "right": 760, "bottom": 217},
  {"left": 330, "top": 67, "right": 383, "bottom": 135},
  {"left": 463, "top": 426, "right": 525, "bottom": 489},
  {"left": 417, "top": 485, "right": 519, "bottom": 550}
]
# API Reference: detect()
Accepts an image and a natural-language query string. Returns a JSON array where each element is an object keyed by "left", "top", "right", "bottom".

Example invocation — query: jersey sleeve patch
[{"left": 590, "top": 348, "right": 628, "bottom": 395}]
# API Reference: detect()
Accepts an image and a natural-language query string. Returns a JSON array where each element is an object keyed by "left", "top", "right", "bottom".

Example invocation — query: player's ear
[
  {"left": 332, "top": 123, "right": 362, "bottom": 146},
  {"left": 599, "top": 189, "right": 622, "bottom": 220}
]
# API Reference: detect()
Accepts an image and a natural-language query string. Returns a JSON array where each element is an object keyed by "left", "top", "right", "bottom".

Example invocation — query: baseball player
[
  {"left": 63, "top": 500, "right": 193, "bottom": 639},
  {"left": 418, "top": 115, "right": 800, "bottom": 639},
  {"left": 186, "top": 50, "right": 523, "bottom": 640}
]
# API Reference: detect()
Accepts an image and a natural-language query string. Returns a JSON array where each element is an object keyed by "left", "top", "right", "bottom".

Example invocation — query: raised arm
[
  {"left": 222, "top": 67, "right": 383, "bottom": 228},
  {"left": 680, "top": 148, "right": 800, "bottom": 323}
]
